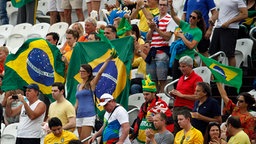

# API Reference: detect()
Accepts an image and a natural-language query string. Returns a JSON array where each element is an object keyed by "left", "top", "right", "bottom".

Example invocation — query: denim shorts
[{"left": 146, "top": 53, "right": 169, "bottom": 81}]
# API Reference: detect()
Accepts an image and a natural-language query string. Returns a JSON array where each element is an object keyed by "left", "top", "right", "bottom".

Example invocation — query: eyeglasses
[
  {"left": 79, "top": 70, "right": 86, "bottom": 72},
  {"left": 99, "top": 98, "right": 111, "bottom": 102},
  {"left": 159, "top": 4, "right": 167, "bottom": 7},
  {"left": 238, "top": 100, "right": 244, "bottom": 103},
  {"left": 189, "top": 15, "right": 197, "bottom": 20}
]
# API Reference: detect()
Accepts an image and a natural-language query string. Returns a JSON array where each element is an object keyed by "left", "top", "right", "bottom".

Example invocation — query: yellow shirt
[
  {"left": 138, "top": 7, "right": 159, "bottom": 32},
  {"left": 44, "top": 130, "right": 78, "bottom": 144},
  {"left": 174, "top": 127, "right": 204, "bottom": 144},
  {"left": 132, "top": 57, "right": 146, "bottom": 76}
]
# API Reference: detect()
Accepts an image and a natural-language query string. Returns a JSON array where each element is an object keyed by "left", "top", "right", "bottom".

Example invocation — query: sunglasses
[
  {"left": 238, "top": 100, "right": 244, "bottom": 103},
  {"left": 99, "top": 98, "right": 111, "bottom": 102},
  {"left": 189, "top": 15, "right": 197, "bottom": 20},
  {"left": 79, "top": 70, "right": 86, "bottom": 72}
]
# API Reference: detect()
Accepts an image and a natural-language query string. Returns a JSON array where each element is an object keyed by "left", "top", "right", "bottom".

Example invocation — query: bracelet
[
  {"left": 140, "top": 5, "right": 145, "bottom": 10},
  {"left": 137, "top": 50, "right": 141, "bottom": 53}
]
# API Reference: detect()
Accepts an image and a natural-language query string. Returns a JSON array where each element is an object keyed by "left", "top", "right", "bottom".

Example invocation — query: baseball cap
[
  {"left": 98, "top": 93, "right": 114, "bottom": 106},
  {"left": 24, "top": 83, "right": 39, "bottom": 91}
]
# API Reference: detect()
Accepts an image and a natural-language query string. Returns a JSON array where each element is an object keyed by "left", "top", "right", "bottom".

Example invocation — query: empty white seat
[
  {"left": 48, "top": 22, "right": 69, "bottom": 45},
  {"left": 37, "top": 0, "right": 49, "bottom": 16},
  {"left": 27, "top": 23, "right": 50, "bottom": 39},
  {"left": 6, "top": 34, "right": 26, "bottom": 54},
  {"left": 1, "top": 123, "right": 19, "bottom": 144},
  {"left": 11, "top": 23, "right": 33, "bottom": 37},
  {"left": 193, "top": 66, "right": 212, "bottom": 84},
  {"left": 128, "top": 93, "right": 144, "bottom": 108},
  {"left": 131, "top": 19, "right": 140, "bottom": 26},
  {"left": 101, "top": 9, "right": 110, "bottom": 24},
  {"left": 0, "top": 24, "right": 13, "bottom": 45},
  {"left": 235, "top": 38, "right": 253, "bottom": 67},
  {"left": 6, "top": 1, "right": 18, "bottom": 25},
  {"left": 235, "top": 50, "right": 244, "bottom": 68},
  {"left": 97, "top": 21, "right": 107, "bottom": 29}
]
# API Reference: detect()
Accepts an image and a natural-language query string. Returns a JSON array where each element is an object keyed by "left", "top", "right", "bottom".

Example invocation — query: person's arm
[
  {"left": 137, "top": 0, "right": 154, "bottom": 21},
  {"left": 5, "top": 96, "right": 22, "bottom": 117},
  {"left": 154, "top": 27, "right": 173, "bottom": 41},
  {"left": 169, "top": 0, "right": 181, "bottom": 26},
  {"left": 216, "top": 83, "right": 230, "bottom": 105},
  {"left": 88, "top": 123, "right": 106, "bottom": 143},
  {"left": 21, "top": 95, "right": 46, "bottom": 120},
  {"left": 176, "top": 33, "right": 199, "bottom": 49},
  {"left": 170, "top": 89, "right": 197, "bottom": 101},
  {"left": 62, "top": 117, "right": 76, "bottom": 130},
  {"left": 205, "top": 9, "right": 218, "bottom": 39},
  {"left": 116, "top": 122, "right": 130, "bottom": 144},
  {"left": 181, "top": 13, "right": 186, "bottom": 21},
  {"left": 145, "top": 129, "right": 156, "bottom": 144},
  {"left": 130, "top": 4, "right": 140, "bottom": 19},
  {"left": 90, "top": 55, "right": 113, "bottom": 89},
  {"left": 221, "top": 7, "right": 248, "bottom": 28}
]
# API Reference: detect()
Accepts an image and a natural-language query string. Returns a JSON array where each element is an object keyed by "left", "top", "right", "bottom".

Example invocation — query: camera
[{"left": 12, "top": 95, "right": 18, "bottom": 99}]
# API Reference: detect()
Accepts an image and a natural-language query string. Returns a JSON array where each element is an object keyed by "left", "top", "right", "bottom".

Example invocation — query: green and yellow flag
[
  {"left": 2, "top": 38, "right": 65, "bottom": 101},
  {"left": 66, "top": 36, "right": 134, "bottom": 117},
  {"left": 11, "top": 0, "right": 33, "bottom": 8},
  {"left": 197, "top": 52, "right": 243, "bottom": 92}
]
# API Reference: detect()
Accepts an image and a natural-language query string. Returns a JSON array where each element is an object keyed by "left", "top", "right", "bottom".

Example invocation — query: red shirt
[{"left": 174, "top": 71, "right": 203, "bottom": 109}]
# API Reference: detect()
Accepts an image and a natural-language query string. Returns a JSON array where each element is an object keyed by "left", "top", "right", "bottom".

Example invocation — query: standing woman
[
  {"left": 75, "top": 54, "right": 113, "bottom": 144},
  {"left": 216, "top": 82, "right": 255, "bottom": 140},
  {"left": 204, "top": 122, "right": 227, "bottom": 144},
  {"left": 169, "top": 0, "right": 205, "bottom": 81}
]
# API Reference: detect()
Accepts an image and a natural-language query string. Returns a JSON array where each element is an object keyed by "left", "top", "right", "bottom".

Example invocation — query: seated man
[
  {"left": 44, "top": 117, "right": 78, "bottom": 144},
  {"left": 145, "top": 112, "right": 174, "bottom": 144},
  {"left": 130, "top": 75, "right": 174, "bottom": 143}
]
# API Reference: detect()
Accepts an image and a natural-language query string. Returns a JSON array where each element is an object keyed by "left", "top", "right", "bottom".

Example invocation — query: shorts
[
  {"left": 197, "top": 37, "right": 210, "bottom": 53},
  {"left": 76, "top": 115, "right": 96, "bottom": 127},
  {"left": 209, "top": 28, "right": 238, "bottom": 58},
  {"left": 86, "top": 0, "right": 101, "bottom": 2},
  {"left": 48, "top": 0, "right": 64, "bottom": 12},
  {"left": 146, "top": 53, "right": 169, "bottom": 81},
  {"left": 62, "top": 0, "right": 83, "bottom": 9}
]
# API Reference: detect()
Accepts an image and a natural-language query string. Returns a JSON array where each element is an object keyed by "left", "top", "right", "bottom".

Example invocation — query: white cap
[{"left": 98, "top": 93, "right": 114, "bottom": 106}]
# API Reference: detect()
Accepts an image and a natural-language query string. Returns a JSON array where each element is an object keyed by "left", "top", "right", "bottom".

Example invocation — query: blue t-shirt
[
  {"left": 192, "top": 97, "right": 221, "bottom": 134},
  {"left": 76, "top": 87, "right": 96, "bottom": 118},
  {"left": 183, "top": 0, "right": 216, "bottom": 28}
]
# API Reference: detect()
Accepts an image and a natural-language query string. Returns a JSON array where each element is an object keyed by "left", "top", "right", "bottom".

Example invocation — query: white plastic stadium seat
[
  {"left": 235, "top": 38, "right": 253, "bottom": 67},
  {"left": 48, "top": 22, "right": 69, "bottom": 46},
  {"left": 27, "top": 23, "right": 50, "bottom": 39},
  {"left": 128, "top": 93, "right": 144, "bottom": 108},
  {"left": 1, "top": 123, "right": 19, "bottom": 144},
  {"left": 0, "top": 24, "right": 14, "bottom": 45},
  {"left": 193, "top": 66, "right": 212, "bottom": 84},
  {"left": 6, "top": 1, "right": 18, "bottom": 25},
  {"left": 6, "top": 34, "right": 26, "bottom": 54},
  {"left": 37, "top": 0, "right": 49, "bottom": 16},
  {"left": 234, "top": 50, "right": 244, "bottom": 68},
  {"left": 128, "top": 107, "right": 139, "bottom": 126},
  {"left": 11, "top": 23, "right": 33, "bottom": 37},
  {"left": 101, "top": 9, "right": 110, "bottom": 24}
]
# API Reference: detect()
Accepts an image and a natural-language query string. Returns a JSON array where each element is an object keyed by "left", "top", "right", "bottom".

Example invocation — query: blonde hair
[{"left": 72, "top": 22, "right": 84, "bottom": 37}]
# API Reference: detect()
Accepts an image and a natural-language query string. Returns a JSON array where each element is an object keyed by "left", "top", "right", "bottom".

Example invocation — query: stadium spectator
[
  {"left": 104, "top": 25, "right": 117, "bottom": 40},
  {"left": 48, "top": 0, "right": 64, "bottom": 25},
  {"left": 5, "top": 83, "right": 46, "bottom": 144},
  {"left": 86, "top": 0, "right": 101, "bottom": 20},
  {"left": 78, "top": 17, "right": 97, "bottom": 42},
  {"left": 130, "top": 75, "right": 174, "bottom": 143},
  {"left": 75, "top": 55, "right": 113, "bottom": 144},
  {"left": 145, "top": 0, "right": 177, "bottom": 93},
  {"left": 89, "top": 93, "right": 131, "bottom": 144},
  {"left": 182, "top": 0, "right": 217, "bottom": 57},
  {"left": 46, "top": 32, "right": 60, "bottom": 45},
  {"left": 169, "top": 0, "right": 204, "bottom": 80},
  {"left": 192, "top": 82, "right": 222, "bottom": 134},
  {"left": 17, "top": 0, "right": 38, "bottom": 24},
  {"left": 217, "top": 82, "right": 255, "bottom": 140},
  {"left": 226, "top": 116, "right": 251, "bottom": 143},
  {"left": 0, "top": 0, "right": 9, "bottom": 25},
  {"left": 174, "top": 108, "right": 204, "bottom": 144},
  {"left": 87, "top": 32, "right": 101, "bottom": 41},
  {"left": 208, "top": 0, "right": 248, "bottom": 66},
  {"left": 0, "top": 46, "right": 9, "bottom": 74},
  {"left": 204, "top": 122, "right": 227, "bottom": 144},
  {"left": 130, "top": 0, "right": 159, "bottom": 40},
  {"left": 62, "top": 0, "right": 84, "bottom": 25},
  {"left": 169, "top": 56, "right": 203, "bottom": 134},
  {"left": 145, "top": 112, "right": 174, "bottom": 144},
  {"left": 44, "top": 117, "right": 78, "bottom": 143},
  {"left": 46, "top": 82, "right": 76, "bottom": 132}
]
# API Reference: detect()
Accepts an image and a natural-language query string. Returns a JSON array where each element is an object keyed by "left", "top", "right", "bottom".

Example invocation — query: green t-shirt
[{"left": 175, "top": 20, "right": 202, "bottom": 60}]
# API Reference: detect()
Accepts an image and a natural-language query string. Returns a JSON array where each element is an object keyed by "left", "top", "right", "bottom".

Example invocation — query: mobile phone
[{"left": 12, "top": 95, "right": 18, "bottom": 99}]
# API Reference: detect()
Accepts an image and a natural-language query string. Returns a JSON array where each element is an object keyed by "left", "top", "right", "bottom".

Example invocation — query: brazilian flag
[
  {"left": 11, "top": 0, "right": 34, "bottom": 8},
  {"left": 197, "top": 52, "right": 243, "bottom": 92},
  {"left": 66, "top": 36, "right": 134, "bottom": 117},
  {"left": 2, "top": 38, "right": 65, "bottom": 101}
]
